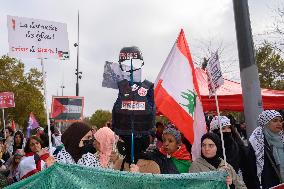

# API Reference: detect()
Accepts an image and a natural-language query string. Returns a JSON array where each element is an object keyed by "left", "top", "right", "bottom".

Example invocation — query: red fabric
[
  {"left": 35, "top": 158, "right": 42, "bottom": 172},
  {"left": 177, "top": 29, "right": 201, "bottom": 98},
  {"left": 155, "top": 80, "right": 194, "bottom": 144},
  {"left": 271, "top": 183, "right": 284, "bottom": 189},
  {"left": 21, "top": 169, "right": 39, "bottom": 180},
  {"left": 11, "top": 120, "right": 16, "bottom": 131},
  {"left": 195, "top": 68, "right": 284, "bottom": 112},
  {"left": 25, "top": 152, "right": 35, "bottom": 157},
  {"left": 160, "top": 144, "right": 191, "bottom": 161},
  {"left": 40, "top": 153, "right": 50, "bottom": 161},
  {"left": 25, "top": 152, "right": 49, "bottom": 171}
]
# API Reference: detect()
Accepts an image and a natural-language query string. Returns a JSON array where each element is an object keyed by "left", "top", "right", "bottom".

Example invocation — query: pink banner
[{"left": 0, "top": 92, "right": 15, "bottom": 108}]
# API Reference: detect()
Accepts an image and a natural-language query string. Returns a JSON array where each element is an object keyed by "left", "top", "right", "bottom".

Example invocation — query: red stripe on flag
[
  {"left": 155, "top": 80, "right": 194, "bottom": 144},
  {"left": 177, "top": 29, "right": 201, "bottom": 98}
]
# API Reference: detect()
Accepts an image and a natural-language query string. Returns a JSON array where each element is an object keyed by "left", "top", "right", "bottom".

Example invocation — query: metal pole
[
  {"left": 41, "top": 59, "right": 52, "bottom": 151},
  {"left": 232, "top": 0, "right": 263, "bottom": 136},
  {"left": 130, "top": 58, "right": 135, "bottom": 164},
  {"left": 61, "top": 85, "right": 65, "bottom": 96},
  {"left": 215, "top": 94, "right": 227, "bottom": 165},
  {"left": 76, "top": 10, "right": 80, "bottom": 96},
  {"left": 2, "top": 109, "right": 6, "bottom": 139}
]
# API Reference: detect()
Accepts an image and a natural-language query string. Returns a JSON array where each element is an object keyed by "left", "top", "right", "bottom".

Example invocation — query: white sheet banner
[
  {"left": 7, "top": 15, "right": 70, "bottom": 59},
  {"left": 206, "top": 52, "right": 224, "bottom": 97}
]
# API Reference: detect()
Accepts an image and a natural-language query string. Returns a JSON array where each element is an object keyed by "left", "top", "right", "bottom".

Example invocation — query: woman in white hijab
[{"left": 247, "top": 110, "right": 283, "bottom": 189}]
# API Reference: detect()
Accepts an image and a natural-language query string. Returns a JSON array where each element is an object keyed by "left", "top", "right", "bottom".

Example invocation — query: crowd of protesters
[{"left": 0, "top": 109, "right": 282, "bottom": 189}]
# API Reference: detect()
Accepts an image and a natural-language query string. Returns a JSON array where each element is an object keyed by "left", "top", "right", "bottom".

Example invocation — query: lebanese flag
[{"left": 154, "top": 29, "right": 206, "bottom": 160}]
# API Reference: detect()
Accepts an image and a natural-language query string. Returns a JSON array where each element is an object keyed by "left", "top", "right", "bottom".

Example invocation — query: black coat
[
  {"left": 247, "top": 138, "right": 281, "bottom": 189},
  {"left": 142, "top": 149, "right": 179, "bottom": 174},
  {"left": 219, "top": 133, "right": 251, "bottom": 188}
]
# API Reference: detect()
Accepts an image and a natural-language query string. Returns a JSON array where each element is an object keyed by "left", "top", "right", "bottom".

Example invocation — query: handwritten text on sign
[{"left": 7, "top": 15, "right": 69, "bottom": 59}]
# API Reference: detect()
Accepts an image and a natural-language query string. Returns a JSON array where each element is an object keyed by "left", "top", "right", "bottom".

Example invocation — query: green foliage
[
  {"left": 89, "top": 109, "right": 112, "bottom": 129},
  {"left": 0, "top": 55, "right": 46, "bottom": 130},
  {"left": 256, "top": 42, "right": 284, "bottom": 90}
]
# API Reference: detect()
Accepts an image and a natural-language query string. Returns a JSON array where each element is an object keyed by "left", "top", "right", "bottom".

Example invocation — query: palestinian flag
[{"left": 51, "top": 96, "right": 84, "bottom": 122}]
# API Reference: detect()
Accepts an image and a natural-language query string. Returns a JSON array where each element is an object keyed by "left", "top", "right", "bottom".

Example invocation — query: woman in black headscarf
[
  {"left": 209, "top": 116, "right": 251, "bottom": 188},
  {"left": 189, "top": 133, "right": 247, "bottom": 189},
  {"left": 54, "top": 122, "right": 99, "bottom": 167}
]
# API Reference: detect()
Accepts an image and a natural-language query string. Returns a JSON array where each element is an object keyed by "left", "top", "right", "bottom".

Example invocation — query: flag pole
[
  {"left": 207, "top": 68, "right": 229, "bottom": 188},
  {"left": 130, "top": 58, "right": 135, "bottom": 164},
  {"left": 2, "top": 109, "right": 6, "bottom": 139},
  {"left": 214, "top": 93, "right": 227, "bottom": 166},
  {"left": 41, "top": 59, "right": 52, "bottom": 152}
]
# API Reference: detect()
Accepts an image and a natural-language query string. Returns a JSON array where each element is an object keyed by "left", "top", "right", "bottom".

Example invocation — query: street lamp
[
  {"left": 75, "top": 10, "right": 82, "bottom": 96},
  {"left": 60, "top": 85, "right": 65, "bottom": 96}
]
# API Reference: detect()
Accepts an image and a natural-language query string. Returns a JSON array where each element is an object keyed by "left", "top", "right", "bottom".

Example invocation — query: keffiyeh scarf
[{"left": 249, "top": 110, "right": 283, "bottom": 183}]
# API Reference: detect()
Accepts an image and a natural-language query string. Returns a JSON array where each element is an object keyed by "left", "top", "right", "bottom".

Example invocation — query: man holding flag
[{"left": 154, "top": 29, "right": 207, "bottom": 160}]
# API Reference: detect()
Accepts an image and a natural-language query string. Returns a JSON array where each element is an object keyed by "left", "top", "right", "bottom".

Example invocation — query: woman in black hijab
[
  {"left": 189, "top": 133, "right": 247, "bottom": 189},
  {"left": 54, "top": 122, "right": 98, "bottom": 166}
]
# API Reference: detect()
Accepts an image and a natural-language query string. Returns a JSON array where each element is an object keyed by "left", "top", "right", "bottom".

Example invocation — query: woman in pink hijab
[{"left": 94, "top": 127, "right": 117, "bottom": 168}]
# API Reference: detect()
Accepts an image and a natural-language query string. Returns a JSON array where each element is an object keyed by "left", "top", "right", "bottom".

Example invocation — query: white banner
[
  {"left": 102, "top": 61, "right": 142, "bottom": 89},
  {"left": 7, "top": 15, "right": 69, "bottom": 59},
  {"left": 206, "top": 52, "right": 224, "bottom": 97}
]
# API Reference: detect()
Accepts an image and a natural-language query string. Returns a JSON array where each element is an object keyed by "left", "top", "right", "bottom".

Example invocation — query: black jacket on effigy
[
  {"left": 247, "top": 138, "right": 281, "bottom": 189},
  {"left": 112, "top": 79, "right": 155, "bottom": 136}
]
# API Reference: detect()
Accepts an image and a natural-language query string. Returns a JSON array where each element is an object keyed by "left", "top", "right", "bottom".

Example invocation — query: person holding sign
[
  {"left": 189, "top": 133, "right": 247, "bottom": 189},
  {"left": 210, "top": 116, "right": 250, "bottom": 187}
]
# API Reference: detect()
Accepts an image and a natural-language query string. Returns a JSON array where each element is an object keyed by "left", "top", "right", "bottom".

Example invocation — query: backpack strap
[{"left": 264, "top": 144, "right": 283, "bottom": 183}]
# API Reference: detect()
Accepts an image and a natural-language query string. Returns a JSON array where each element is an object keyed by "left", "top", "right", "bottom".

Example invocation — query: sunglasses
[{"left": 82, "top": 138, "right": 95, "bottom": 146}]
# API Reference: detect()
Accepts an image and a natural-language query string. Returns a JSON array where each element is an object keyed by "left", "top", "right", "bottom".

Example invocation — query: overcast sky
[{"left": 0, "top": 0, "right": 282, "bottom": 116}]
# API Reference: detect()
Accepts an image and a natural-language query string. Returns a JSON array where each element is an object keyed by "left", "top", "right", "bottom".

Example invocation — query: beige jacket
[{"left": 189, "top": 157, "right": 247, "bottom": 189}]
